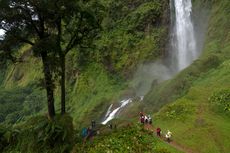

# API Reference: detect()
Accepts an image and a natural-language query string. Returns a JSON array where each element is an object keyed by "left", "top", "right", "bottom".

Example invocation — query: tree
[
  {"left": 54, "top": 0, "right": 103, "bottom": 114},
  {"left": 0, "top": 0, "right": 103, "bottom": 118}
]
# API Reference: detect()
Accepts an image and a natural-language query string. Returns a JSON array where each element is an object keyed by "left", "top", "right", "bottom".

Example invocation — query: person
[
  {"left": 141, "top": 115, "right": 145, "bottom": 124},
  {"left": 165, "top": 130, "right": 172, "bottom": 143},
  {"left": 156, "top": 127, "right": 161, "bottom": 137},
  {"left": 148, "top": 115, "right": 152, "bottom": 125},
  {"left": 91, "top": 120, "right": 96, "bottom": 129},
  {"left": 81, "top": 127, "right": 88, "bottom": 144},
  {"left": 87, "top": 126, "right": 94, "bottom": 143},
  {"left": 144, "top": 115, "right": 148, "bottom": 124}
]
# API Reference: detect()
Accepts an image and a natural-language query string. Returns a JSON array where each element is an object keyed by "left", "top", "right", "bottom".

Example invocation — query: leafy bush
[
  {"left": 0, "top": 84, "right": 46, "bottom": 124},
  {"left": 209, "top": 89, "right": 230, "bottom": 111},
  {"left": 5, "top": 112, "right": 22, "bottom": 124},
  {"left": 0, "top": 126, "right": 8, "bottom": 151},
  {"left": 23, "top": 89, "right": 46, "bottom": 115},
  {"left": 3, "top": 115, "right": 74, "bottom": 153},
  {"left": 156, "top": 99, "right": 194, "bottom": 121}
]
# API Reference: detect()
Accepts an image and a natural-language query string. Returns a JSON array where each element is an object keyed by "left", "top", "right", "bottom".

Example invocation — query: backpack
[{"left": 82, "top": 128, "right": 87, "bottom": 137}]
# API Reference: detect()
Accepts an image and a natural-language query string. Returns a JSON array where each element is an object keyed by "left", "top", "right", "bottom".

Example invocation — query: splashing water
[
  {"left": 104, "top": 104, "right": 113, "bottom": 118},
  {"left": 101, "top": 99, "right": 132, "bottom": 125}
]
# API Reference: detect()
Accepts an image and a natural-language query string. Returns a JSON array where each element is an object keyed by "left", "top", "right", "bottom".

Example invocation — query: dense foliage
[
  {"left": 0, "top": 84, "right": 46, "bottom": 124},
  {"left": 209, "top": 89, "right": 230, "bottom": 112},
  {"left": 1, "top": 115, "right": 74, "bottom": 153}
]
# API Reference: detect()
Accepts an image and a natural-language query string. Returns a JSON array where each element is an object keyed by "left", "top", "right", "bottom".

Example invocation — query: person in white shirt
[{"left": 165, "top": 130, "right": 172, "bottom": 143}]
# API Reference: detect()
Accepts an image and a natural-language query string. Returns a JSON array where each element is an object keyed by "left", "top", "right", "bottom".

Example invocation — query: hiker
[
  {"left": 148, "top": 115, "right": 152, "bottom": 125},
  {"left": 87, "top": 126, "right": 94, "bottom": 143},
  {"left": 91, "top": 120, "right": 96, "bottom": 129},
  {"left": 81, "top": 127, "right": 88, "bottom": 143},
  {"left": 140, "top": 115, "right": 145, "bottom": 124},
  {"left": 109, "top": 124, "right": 113, "bottom": 129},
  {"left": 165, "top": 130, "right": 172, "bottom": 143},
  {"left": 144, "top": 115, "right": 148, "bottom": 124},
  {"left": 156, "top": 127, "right": 161, "bottom": 137}
]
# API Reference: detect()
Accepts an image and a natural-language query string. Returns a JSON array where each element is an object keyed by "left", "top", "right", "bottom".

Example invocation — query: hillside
[
  {"left": 145, "top": 0, "right": 230, "bottom": 152},
  {"left": 0, "top": 0, "right": 229, "bottom": 153},
  {"left": 0, "top": 0, "right": 169, "bottom": 125}
]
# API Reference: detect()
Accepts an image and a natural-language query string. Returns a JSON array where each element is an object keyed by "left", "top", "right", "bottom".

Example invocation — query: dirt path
[{"left": 144, "top": 124, "right": 196, "bottom": 153}]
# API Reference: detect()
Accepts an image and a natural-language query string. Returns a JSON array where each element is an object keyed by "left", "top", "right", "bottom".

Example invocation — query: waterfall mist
[
  {"left": 132, "top": 0, "right": 209, "bottom": 96},
  {"left": 102, "top": 0, "right": 210, "bottom": 124},
  {"left": 131, "top": 61, "right": 172, "bottom": 97}
]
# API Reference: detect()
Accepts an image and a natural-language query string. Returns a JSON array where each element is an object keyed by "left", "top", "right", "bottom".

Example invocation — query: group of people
[
  {"left": 156, "top": 128, "right": 172, "bottom": 142},
  {"left": 81, "top": 113, "right": 173, "bottom": 145},
  {"left": 81, "top": 120, "right": 97, "bottom": 144},
  {"left": 81, "top": 120, "right": 119, "bottom": 144},
  {"left": 139, "top": 112, "right": 152, "bottom": 125},
  {"left": 139, "top": 112, "right": 172, "bottom": 143}
]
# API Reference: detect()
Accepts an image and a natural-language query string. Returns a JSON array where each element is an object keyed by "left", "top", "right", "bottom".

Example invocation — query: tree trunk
[
  {"left": 60, "top": 55, "right": 66, "bottom": 115},
  {"left": 41, "top": 51, "right": 55, "bottom": 119}
]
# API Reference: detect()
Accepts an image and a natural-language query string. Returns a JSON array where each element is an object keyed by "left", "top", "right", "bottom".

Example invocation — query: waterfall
[
  {"left": 171, "top": 0, "right": 197, "bottom": 71},
  {"left": 101, "top": 99, "right": 132, "bottom": 125},
  {"left": 104, "top": 104, "right": 113, "bottom": 118}
]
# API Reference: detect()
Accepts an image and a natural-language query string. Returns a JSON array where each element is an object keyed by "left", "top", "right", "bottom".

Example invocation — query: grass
[
  {"left": 3, "top": 46, "right": 43, "bottom": 89},
  {"left": 72, "top": 124, "right": 182, "bottom": 153},
  {"left": 145, "top": 1, "right": 230, "bottom": 152},
  {"left": 153, "top": 60, "right": 230, "bottom": 153}
]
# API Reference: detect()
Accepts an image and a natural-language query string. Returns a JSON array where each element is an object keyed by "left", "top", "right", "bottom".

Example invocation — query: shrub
[
  {"left": 209, "top": 89, "right": 230, "bottom": 111},
  {"left": 156, "top": 99, "right": 193, "bottom": 121},
  {"left": 3, "top": 115, "right": 74, "bottom": 153},
  {"left": 0, "top": 126, "right": 8, "bottom": 151}
]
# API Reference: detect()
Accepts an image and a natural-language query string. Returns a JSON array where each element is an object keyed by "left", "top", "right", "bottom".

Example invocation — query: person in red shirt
[
  {"left": 140, "top": 116, "right": 145, "bottom": 124},
  {"left": 156, "top": 127, "right": 161, "bottom": 137}
]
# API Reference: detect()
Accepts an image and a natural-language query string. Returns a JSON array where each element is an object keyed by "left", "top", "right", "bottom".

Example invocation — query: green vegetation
[
  {"left": 0, "top": 84, "right": 46, "bottom": 124},
  {"left": 68, "top": 63, "right": 126, "bottom": 125},
  {"left": 145, "top": 0, "right": 230, "bottom": 113},
  {"left": 2, "top": 115, "right": 74, "bottom": 153},
  {"left": 154, "top": 60, "right": 230, "bottom": 153},
  {"left": 0, "top": 0, "right": 230, "bottom": 153},
  {"left": 146, "top": 1, "right": 230, "bottom": 152},
  {"left": 0, "top": 0, "right": 169, "bottom": 125},
  {"left": 0, "top": 0, "right": 170, "bottom": 152},
  {"left": 72, "top": 125, "right": 181, "bottom": 153},
  {"left": 209, "top": 89, "right": 230, "bottom": 112}
]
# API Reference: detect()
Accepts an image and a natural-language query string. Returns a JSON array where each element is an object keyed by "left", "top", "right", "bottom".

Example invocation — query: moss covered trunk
[
  {"left": 41, "top": 51, "right": 55, "bottom": 118},
  {"left": 60, "top": 55, "right": 66, "bottom": 115}
]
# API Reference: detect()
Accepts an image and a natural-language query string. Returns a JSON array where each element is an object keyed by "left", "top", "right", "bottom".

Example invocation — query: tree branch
[
  {"left": 64, "top": 15, "right": 83, "bottom": 55},
  {"left": 15, "top": 5, "right": 42, "bottom": 38},
  {"left": 18, "top": 38, "right": 35, "bottom": 46}
]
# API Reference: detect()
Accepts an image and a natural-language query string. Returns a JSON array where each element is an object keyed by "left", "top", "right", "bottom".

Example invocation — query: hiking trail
[{"left": 144, "top": 124, "right": 197, "bottom": 153}]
